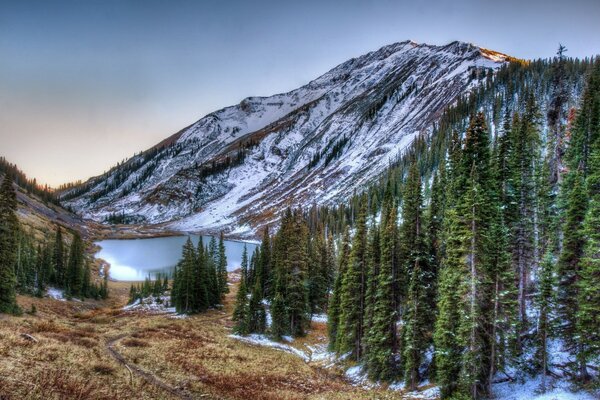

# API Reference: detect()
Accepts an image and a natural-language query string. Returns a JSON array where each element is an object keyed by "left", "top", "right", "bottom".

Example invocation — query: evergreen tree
[
  {"left": 576, "top": 136, "right": 600, "bottom": 382},
  {"left": 401, "top": 161, "right": 432, "bottom": 389},
  {"left": 270, "top": 279, "right": 288, "bottom": 340},
  {"left": 535, "top": 252, "right": 555, "bottom": 392},
  {"left": 66, "top": 231, "right": 84, "bottom": 297},
  {"left": 556, "top": 171, "right": 587, "bottom": 368},
  {"left": 247, "top": 279, "right": 266, "bottom": 334},
  {"left": 337, "top": 198, "right": 369, "bottom": 359},
  {"left": 434, "top": 209, "right": 465, "bottom": 399},
  {"left": 0, "top": 175, "right": 20, "bottom": 314},
  {"left": 194, "top": 238, "right": 209, "bottom": 311},
  {"left": 217, "top": 232, "right": 229, "bottom": 296},
  {"left": 172, "top": 237, "right": 197, "bottom": 313},
  {"left": 327, "top": 228, "right": 350, "bottom": 350},
  {"left": 259, "top": 226, "right": 272, "bottom": 298},
  {"left": 53, "top": 226, "right": 65, "bottom": 286},
  {"left": 232, "top": 273, "right": 250, "bottom": 334},
  {"left": 285, "top": 210, "right": 310, "bottom": 336},
  {"left": 366, "top": 199, "right": 398, "bottom": 381}
]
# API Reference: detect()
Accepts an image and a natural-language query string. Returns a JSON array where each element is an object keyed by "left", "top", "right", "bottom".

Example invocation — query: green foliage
[
  {"left": 171, "top": 236, "right": 221, "bottom": 314},
  {"left": 0, "top": 175, "right": 20, "bottom": 314}
]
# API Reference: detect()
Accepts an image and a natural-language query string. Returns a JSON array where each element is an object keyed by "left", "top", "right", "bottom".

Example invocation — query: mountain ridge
[{"left": 60, "top": 40, "right": 509, "bottom": 237}]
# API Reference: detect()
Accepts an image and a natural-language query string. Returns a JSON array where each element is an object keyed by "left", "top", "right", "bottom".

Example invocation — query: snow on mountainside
[{"left": 61, "top": 40, "right": 508, "bottom": 236}]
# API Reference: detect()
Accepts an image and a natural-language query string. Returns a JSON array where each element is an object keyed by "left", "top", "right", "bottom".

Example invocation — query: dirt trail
[{"left": 106, "top": 333, "right": 204, "bottom": 400}]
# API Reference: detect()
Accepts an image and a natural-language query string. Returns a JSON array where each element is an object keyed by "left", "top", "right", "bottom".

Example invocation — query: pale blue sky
[{"left": 1, "top": 0, "right": 599, "bottom": 186}]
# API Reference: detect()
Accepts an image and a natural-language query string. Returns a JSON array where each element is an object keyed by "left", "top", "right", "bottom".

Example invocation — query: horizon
[{"left": 1, "top": 0, "right": 599, "bottom": 187}]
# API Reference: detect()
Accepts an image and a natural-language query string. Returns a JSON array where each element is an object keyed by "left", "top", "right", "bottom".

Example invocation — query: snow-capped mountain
[{"left": 62, "top": 40, "right": 508, "bottom": 236}]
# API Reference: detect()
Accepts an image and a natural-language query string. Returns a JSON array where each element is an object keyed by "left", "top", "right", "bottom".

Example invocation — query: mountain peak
[{"left": 62, "top": 39, "right": 508, "bottom": 236}]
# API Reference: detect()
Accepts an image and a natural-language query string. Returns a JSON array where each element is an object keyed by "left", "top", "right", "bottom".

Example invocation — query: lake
[{"left": 95, "top": 235, "right": 258, "bottom": 281}]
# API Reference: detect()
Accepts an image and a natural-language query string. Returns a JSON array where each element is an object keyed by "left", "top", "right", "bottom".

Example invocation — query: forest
[{"left": 230, "top": 53, "right": 600, "bottom": 398}]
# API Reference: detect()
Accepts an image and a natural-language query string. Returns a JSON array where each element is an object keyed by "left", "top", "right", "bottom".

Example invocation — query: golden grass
[{"left": 0, "top": 280, "right": 428, "bottom": 400}]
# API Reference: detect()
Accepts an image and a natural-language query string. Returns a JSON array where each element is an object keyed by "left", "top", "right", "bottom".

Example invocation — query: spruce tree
[
  {"left": 401, "top": 161, "right": 431, "bottom": 389},
  {"left": 66, "top": 231, "right": 84, "bottom": 297},
  {"left": 337, "top": 198, "right": 368, "bottom": 359},
  {"left": 194, "top": 238, "right": 209, "bottom": 311},
  {"left": 248, "top": 279, "right": 267, "bottom": 334},
  {"left": 327, "top": 228, "right": 350, "bottom": 350},
  {"left": 556, "top": 171, "right": 587, "bottom": 365},
  {"left": 217, "top": 232, "right": 229, "bottom": 296},
  {"left": 434, "top": 209, "right": 465, "bottom": 399},
  {"left": 285, "top": 210, "right": 310, "bottom": 336},
  {"left": 0, "top": 175, "right": 20, "bottom": 314},
  {"left": 576, "top": 136, "right": 600, "bottom": 382},
  {"left": 536, "top": 252, "right": 555, "bottom": 392},
  {"left": 232, "top": 273, "right": 250, "bottom": 334},
  {"left": 366, "top": 199, "right": 398, "bottom": 381},
  {"left": 260, "top": 226, "right": 272, "bottom": 298}
]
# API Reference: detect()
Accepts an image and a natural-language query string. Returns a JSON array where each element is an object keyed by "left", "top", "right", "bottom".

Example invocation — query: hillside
[{"left": 60, "top": 40, "right": 508, "bottom": 237}]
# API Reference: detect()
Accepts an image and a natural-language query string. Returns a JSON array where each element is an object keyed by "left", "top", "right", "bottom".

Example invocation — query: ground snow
[
  {"left": 46, "top": 287, "right": 66, "bottom": 301},
  {"left": 122, "top": 294, "right": 186, "bottom": 318},
  {"left": 311, "top": 314, "right": 328, "bottom": 323},
  {"left": 229, "top": 334, "right": 309, "bottom": 361},
  {"left": 493, "top": 376, "right": 598, "bottom": 400}
]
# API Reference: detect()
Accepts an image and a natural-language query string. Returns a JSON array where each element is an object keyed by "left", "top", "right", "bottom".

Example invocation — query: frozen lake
[{"left": 95, "top": 235, "right": 257, "bottom": 281}]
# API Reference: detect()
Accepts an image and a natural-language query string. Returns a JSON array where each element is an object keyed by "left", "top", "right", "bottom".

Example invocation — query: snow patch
[
  {"left": 229, "top": 334, "right": 309, "bottom": 361},
  {"left": 46, "top": 287, "right": 66, "bottom": 301},
  {"left": 493, "top": 376, "right": 598, "bottom": 400}
]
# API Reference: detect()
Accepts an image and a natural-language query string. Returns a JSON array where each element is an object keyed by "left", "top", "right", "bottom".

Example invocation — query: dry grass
[{"left": 0, "top": 280, "right": 425, "bottom": 400}]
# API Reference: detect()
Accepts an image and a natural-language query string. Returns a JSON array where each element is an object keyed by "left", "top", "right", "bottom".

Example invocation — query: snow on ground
[
  {"left": 493, "top": 376, "right": 598, "bottom": 400},
  {"left": 403, "top": 386, "right": 441, "bottom": 400},
  {"left": 344, "top": 365, "right": 376, "bottom": 388},
  {"left": 311, "top": 314, "right": 328, "bottom": 323},
  {"left": 123, "top": 294, "right": 187, "bottom": 318},
  {"left": 46, "top": 287, "right": 66, "bottom": 301},
  {"left": 229, "top": 334, "right": 309, "bottom": 361}
]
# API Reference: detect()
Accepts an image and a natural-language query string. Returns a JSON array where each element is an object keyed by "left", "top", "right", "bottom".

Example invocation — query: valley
[
  {"left": 1, "top": 33, "right": 599, "bottom": 400},
  {"left": 0, "top": 277, "right": 424, "bottom": 400}
]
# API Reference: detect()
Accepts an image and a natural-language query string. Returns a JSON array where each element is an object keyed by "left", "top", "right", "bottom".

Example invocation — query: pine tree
[
  {"left": 434, "top": 209, "right": 466, "bottom": 399},
  {"left": 362, "top": 225, "right": 380, "bottom": 355},
  {"left": 172, "top": 237, "right": 197, "bottom": 313},
  {"left": 576, "top": 136, "right": 600, "bottom": 382},
  {"left": 217, "top": 232, "right": 229, "bottom": 296},
  {"left": 270, "top": 288, "right": 287, "bottom": 340},
  {"left": 401, "top": 161, "right": 431, "bottom": 389},
  {"left": 232, "top": 273, "right": 250, "bottom": 335},
  {"left": 286, "top": 210, "right": 310, "bottom": 336},
  {"left": 556, "top": 171, "right": 587, "bottom": 365},
  {"left": 53, "top": 226, "right": 65, "bottom": 286},
  {"left": 66, "top": 231, "right": 84, "bottom": 297},
  {"left": 536, "top": 252, "right": 555, "bottom": 392},
  {"left": 457, "top": 113, "right": 495, "bottom": 399},
  {"left": 0, "top": 175, "right": 20, "bottom": 314},
  {"left": 327, "top": 228, "right": 350, "bottom": 350},
  {"left": 248, "top": 279, "right": 266, "bottom": 334},
  {"left": 194, "top": 238, "right": 209, "bottom": 311},
  {"left": 337, "top": 198, "right": 369, "bottom": 359},
  {"left": 260, "top": 226, "right": 272, "bottom": 298},
  {"left": 365, "top": 191, "right": 398, "bottom": 381}
]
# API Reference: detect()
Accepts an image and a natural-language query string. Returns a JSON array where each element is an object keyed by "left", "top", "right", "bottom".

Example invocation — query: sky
[{"left": 1, "top": 0, "right": 599, "bottom": 187}]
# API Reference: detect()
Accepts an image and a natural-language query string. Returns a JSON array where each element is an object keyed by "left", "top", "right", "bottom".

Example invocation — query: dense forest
[{"left": 232, "top": 52, "right": 600, "bottom": 398}]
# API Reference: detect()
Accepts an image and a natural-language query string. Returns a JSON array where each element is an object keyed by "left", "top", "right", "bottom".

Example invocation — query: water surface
[{"left": 95, "top": 235, "right": 257, "bottom": 281}]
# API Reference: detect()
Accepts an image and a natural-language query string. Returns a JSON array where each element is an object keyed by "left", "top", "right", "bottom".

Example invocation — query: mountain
[{"left": 61, "top": 40, "right": 509, "bottom": 236}]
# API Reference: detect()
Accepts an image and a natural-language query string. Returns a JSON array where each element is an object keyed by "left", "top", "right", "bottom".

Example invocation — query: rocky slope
[{"left": 61, "top": 40, "right": 508, "bottom": 236}]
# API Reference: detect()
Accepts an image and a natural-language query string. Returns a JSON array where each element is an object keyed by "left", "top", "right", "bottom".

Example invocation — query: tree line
[
  {"left": 326, "top": 58, "right": 600, "bottom": 399},
  {"left": 233, "top": 212, "right": 336, "bottom": 339},
  {"left": 0, "top": 175, "right": 107, "bottom": 315},
  {"left": 170, "top": 233, "right": 229, "bottom": 313}
]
